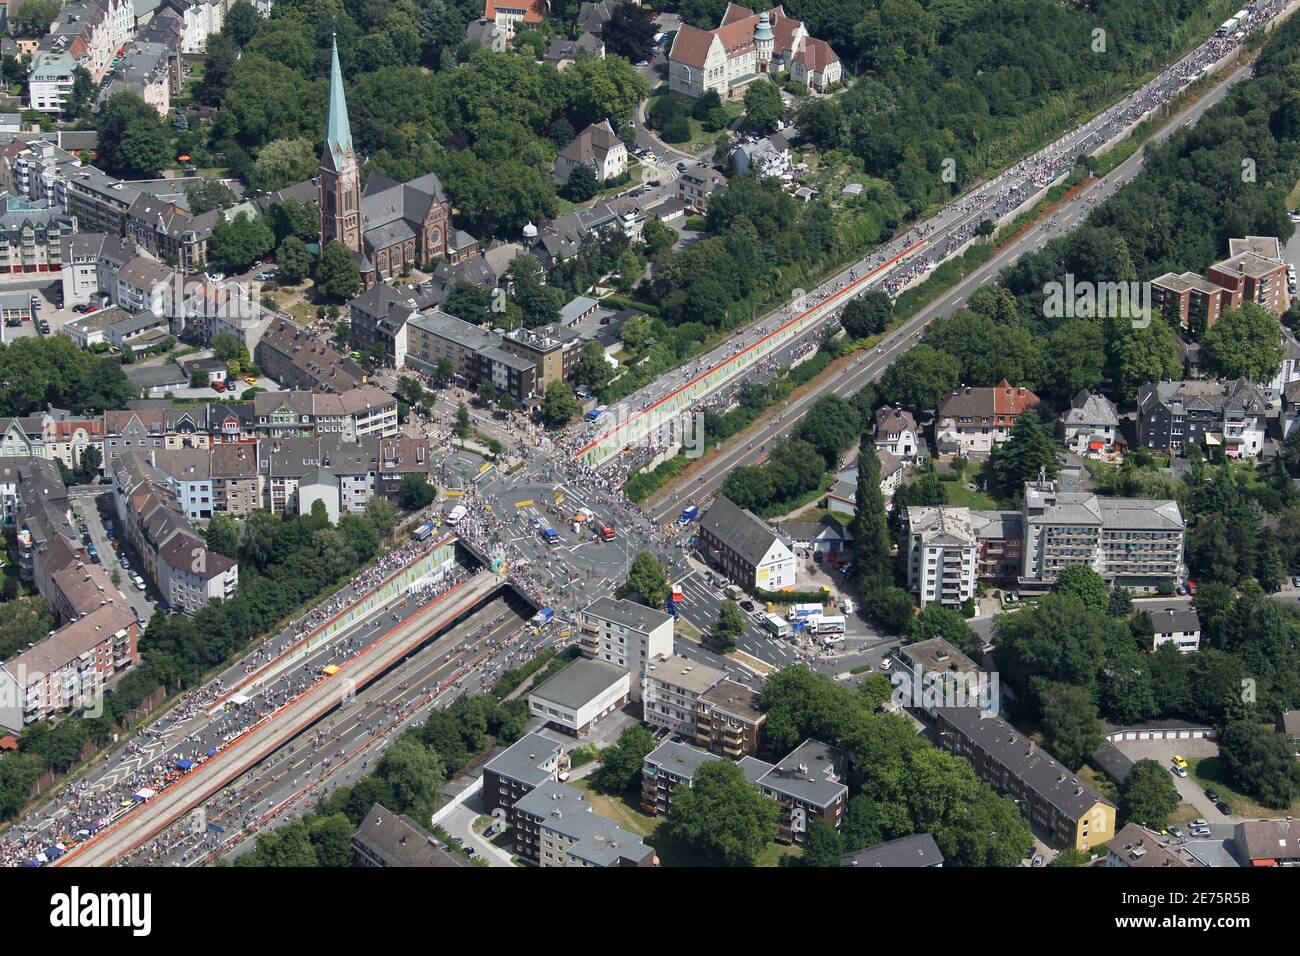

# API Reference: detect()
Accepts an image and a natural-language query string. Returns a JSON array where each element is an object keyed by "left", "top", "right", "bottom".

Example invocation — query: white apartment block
[
  {"left": 1022, "top": 480, "right": 1185, "bottom": 591},
  {"left": 641, "top": 654, "right": 725, "bottom": 738},
  {"left": 578, "top": 596, "right": 673, "bottom": 702},
  {"left": 904, "top": 506, "right": 978, "bottom": 609}
]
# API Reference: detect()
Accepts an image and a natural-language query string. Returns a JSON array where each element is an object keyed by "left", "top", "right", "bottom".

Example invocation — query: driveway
[{"left": 1113, "top": 736, "right": 1229, "bottom": 822}]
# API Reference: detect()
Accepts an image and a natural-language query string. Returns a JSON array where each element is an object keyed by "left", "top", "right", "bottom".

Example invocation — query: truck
[
  {"left": 597, "top": 522, "right": 615, "bottom": 541},
  {"left": 789, "top": 602, "right": 824, "bottom": 620},
  {"left": 585, "top": 406, "right": 607, "bottom": 422},
  {"left": 1216, "top": 15, "right": 1239, "bottom": 35},
  {"left": 540, "top": 525, "right": 560, "bottom": 545},
  {"left": 445, "top": 504, "right": 468, "bottom": 527},
  {"left": 411, "top": 521, "right": 436, "bottom": 542},
  {"left": 531, "top": 607, "right": 555, "bottom": 628},
  {"left": 679, "top": 505, "right": 700, "bottom": 523},
  {"left": 723, "top": 584, "right": 743, "bottom": 601},
  {"left": 762, "top": 613, "right": 791, "bottom": 638},
  {"left": 811, "top": 614, "right": 846, "bottom": 635}
]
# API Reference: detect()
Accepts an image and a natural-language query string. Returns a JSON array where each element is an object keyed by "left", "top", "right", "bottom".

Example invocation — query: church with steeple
[{"left": 318, "top": 36, "right": 453, "bottom": 289}]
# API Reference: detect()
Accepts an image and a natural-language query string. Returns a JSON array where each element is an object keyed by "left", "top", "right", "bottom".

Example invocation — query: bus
[
  {"left": 789, "top": 603, "right": 823, "bottom": 620},
  {"left": 412, "top": 521, "right": 436, "bottom": 542},
  {"left": 446, "top": 504, "right": 468, "bottom": 526}
]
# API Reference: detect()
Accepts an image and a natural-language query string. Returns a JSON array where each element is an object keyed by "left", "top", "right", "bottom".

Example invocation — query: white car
[
  {"left": 206, "top": 271, "right": 225, "bottom": 282},
  {"left": 1171, "top": 765, "right": 1188, "bottom": 778}
]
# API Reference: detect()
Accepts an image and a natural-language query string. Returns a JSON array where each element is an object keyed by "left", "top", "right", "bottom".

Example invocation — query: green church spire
[{"left": 323, "top": 34, "right": 353, "bottom": 165}]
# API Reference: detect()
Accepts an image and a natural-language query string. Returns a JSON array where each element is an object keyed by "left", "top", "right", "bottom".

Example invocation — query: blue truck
[
  {"left": 412, "top": 521, "right": 436, "bottom": 542},
  {"left": 679, "top": 505, "right": 700, "bottom": 524},
  {"left": 531, "top": 607, "right": 555, "bottom": 627},
  {"left": 540, "top": 524, "right": 560, "bottom": 545}
]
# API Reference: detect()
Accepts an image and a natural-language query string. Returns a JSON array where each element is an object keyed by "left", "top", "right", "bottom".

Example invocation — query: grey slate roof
[
  {"left": 582, "top": 595, "right": 671, "bottom": 633},
  {"left": 700, "top": 495, "right": 783, "bottom": 565},
  {"left": 512, "top": 780, "right": 654, "bottom": 866},
  {"left": 482, "top": 732, "right": 563, "bottom": 788},
  {"left": 528, "top": 657, "right": 629, "bottom": 711},
  {"left": 353, "top": 803, "right": 469, "bottom": 867},
  {"left": 643, "top": 740, "right": 721, "bottom": 782},
  {"left": 756, "top": 739, "right": 847, "bottom": 810},
  {"left": 841, "top": 833, "right": 944, "bottom": 867}
]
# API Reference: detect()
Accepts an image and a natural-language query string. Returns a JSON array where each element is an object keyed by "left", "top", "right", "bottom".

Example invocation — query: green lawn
[
  {"left": 944, "top": 481, "right": 999, "bottom": 510},
  {"left": 1187, "top": 755, "right": 1300, "bottom": 819},
  {"left": 570, "top": 777, "right": 800, "bottom": 866}
]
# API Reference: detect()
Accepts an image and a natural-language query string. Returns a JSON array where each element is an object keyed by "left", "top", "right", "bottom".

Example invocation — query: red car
[{"left": 212, "top": 380, "right": 226, "bottom": 392}]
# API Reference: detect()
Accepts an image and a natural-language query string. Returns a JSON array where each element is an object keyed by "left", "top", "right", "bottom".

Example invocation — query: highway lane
[
  {"left": 56, "top": 572, "right": 503, "bottom": 867},
  {"left": 567, "top": 9, "right": 1285, "bottom": 472},
  {"left": 139, "top": 597, "right": 536, "bottom": 866},
  {"left": 644, "top": 59, "right": 1255, "bottom": 527}
]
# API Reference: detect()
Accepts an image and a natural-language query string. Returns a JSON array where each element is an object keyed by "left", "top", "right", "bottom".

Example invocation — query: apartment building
[
  {"left": 208, "top": 442, "right": 259, "bottom": 515},
  {"left": 352, "top": 803, "right": 468, "bottom": 868},
  {"left": 676, "top": 162, "right": 726, "bottom": 212},
  {"left": 576, "top": 596, "right": 673, "bottom": 702},
  {"left": 1136, "top": 378, "right": 1269, "bottom": 459},
  {"left": 903, "top": 506, "right": 978, "bottom": 609},
  {"left": 110, "top": 449, "right": 238, "bottom": 614},
  {"left": 934, "top": 380, "right": 1040, "bottom": 456},
  {"left": 1151, "top": 236, "right": 1290, "bottom": 332},
  {"left": 841, "top": 833, "right": 944, "bottom": 868},
  {"left": 753, "top": 739, "right": 848, "bottom": 846},
  {"left": 0, "top": 604, "right": 138, "bottom": 733},
  {"left": 252, "top": 387, "right": 399, "bottom": 442},
  {"left": 640, "top": 739, "right": 722, "bottom": 816},
  {"left": 698, "top": 494, "right": 795, "bottom": 592},
  {"left": 641, "top": 654, "right": 725, "bottom": 738},
  {"left": 255, "top": 320, "right": 366, "bottom": 394},
  {"left": 347, "top": 281, "right": 441, "bottom": 368},
  {"left": 554, "top": 120, "right": 627, "bottom": 184},
  {"left": 1233, "top": 819, "right": 1300, "bottom": 867},
  {"left": 1021, "top": 479, "right": 1185, "bottom": 591},
  {"left": 0, "top": 193, "right": 75, "bottom": 273},
  {"left": 512, "top": 780, "right": 654, "bottom": 867},
  {"left": 967, "top": 509, "right": 1024, "bottom": 582},
  {"left": 695, "top": 678, "right": 766, "bottom": 758},
  {"left": 1106, "top": 823, "right": 1194, "bottom": 868},
  {"left": 933, "top": 706, "right": 1115, "bottom": 852},
  {"left": 404, "top": 310, "right": 553, "bottom": 405},
  {"left": 99, "top": 40, "right": 171, "bottom": 117},
  {"left": 481, "top": 732, "right": 567, "bottom": 824}
]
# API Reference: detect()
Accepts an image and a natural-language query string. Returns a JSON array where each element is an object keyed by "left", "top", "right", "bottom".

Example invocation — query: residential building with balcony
[
  {"left": 641, "top": 654, "right": 725, "bottom": 738},
  {"left": 755, "top": 739, "right": 848, "bottom": 846},
  {"left": 481, "top": 732, "right": 567, "bottom": 827},
  {"left": 576, "top": 596, "right": 673, "bottom": 702},
  {"left": 903, "top": 506, "right": 978, "bottom": 609},
  {"left": 695, "top": 678, "right": 766, "bottom": 757},
  {"left": 512, "top": 780, "right": 654, "bottom": 867},
  {"left": 640, "top": 739, "right": 721, "bottom": 816}
]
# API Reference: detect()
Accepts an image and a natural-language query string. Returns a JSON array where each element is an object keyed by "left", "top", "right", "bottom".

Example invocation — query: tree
[
  {"left": 276, "top": 236, "right": 311, "bottom": 284},
  {"left": 593, "top": 724, "right": 656, "bottom": 792},
  {"left": 1120, "top": 759, "right": 1180, "bottom": 830},
  {"left": 879, "top": 345, "right": 961, "bottom": 410},
  {"left": 223, "top": 0, "right": 262, "bottom": 46},
  {"left": 788, "top": 819, "right": 844, "bottom": 867},
  {"left": 712, "top": 600, "right": 745, "bottom": 651},
  {"left": 376, "top": 734, "right": 445, "bottom": 820},
  {"left": 1051, "top": 565, "right": 1109, "bottom": 612},
  {"left": 1108, "top": 322, "right": 1181, "bottom": 402},
  {"left": 365, "top": 497, "right": 397, "bottom": 539},
  {"left": 742, "top": 79, "right": 784, "bottom": 135},
  {"left": 1039, "top": 681, "right": 1104, "bottom": 770},
  {"left": 454, "top": 403, "right": 471, "bottom": 438},
  {"left": 11, "top": 0, "right": 60, "bottom": 37},
  {"left": 1050, "top": 847, "right": 1091, "bottom": 867},
  {"left": 1218, "top": 720, "right": 1300, "bottom": 809},
  {"left": 626, "top": 550, "right": 669, "bottom": 608},
  {"left": 841, "top": 291, "right": 892, "bottom": 338},
  {"left": 642, "top": 218, "right": 676, "bottom": 257},
  {"left": 398, "top": 474, "right": 437, "bottom": 510},
  {"left": 252, "top": 137, "right": 318, "bottom": 192},
  {"left": 540, "top": 380, "right": 578, "bottom": 428},
  {"left": 574, "top": 339, "right": 614, "bottom": 393},
  {"left": 77, "top": 445, "right": 103, "bottom": 482},
  {"left": 266, "top": 198, "right": 319, "bottom": 244},
  {"left": 210, "top": 212, "right": 275, "bottom": 272},
  {"left": 316, "top": 241, "right": 361, "bottom": 301},
  {"left": 851, "top": 439, "right": 891, "bottom": 574},
  {"left": 98, "top": 93, "right": 172, "bottom": 178},
  {"left": 908, "top": 604, "right": 975, "bottom": 652},
  {"left": 987, "top": 409, "right": 1058, "bottom": 499},
  {"left": 1201, "top": 303, "right": 1285, "bottom": 382},
  {"left": 185, "top": 177, "right": 237, "bottom": 214},
  {"left": 602, "top": 1, "right": 658, "bottom": 61},
  {"left": 666, "top": 760, "right": 778, "bottom": 866},
  {"left": 562, "top": 163, "right": 600, "bottom": 202}
]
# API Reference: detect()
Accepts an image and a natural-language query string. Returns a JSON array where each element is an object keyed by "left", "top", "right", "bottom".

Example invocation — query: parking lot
[{"left": 1112, "top": 735, "right": 1232, "bottom": 824}]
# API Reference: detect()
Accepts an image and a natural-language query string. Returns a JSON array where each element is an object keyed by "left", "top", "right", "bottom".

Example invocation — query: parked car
[
  {"left": 1031, "top": 854, "right": 1044, "bottom": 867},
  {"left": 1191, "top": 818, "right": 1208, "bottom": 829},
  {"left": 1168, "top": 825, "right": 1185, "bottom": 838},
  {"left": 1204, "top": 788, "right": 1219, "bottom": 802},
  {"left": 1216, "top": 800, "right": 1232, "bottom": 815},
  {"left": 1171, "top": 765, "right": 1188, "bottom": 778},
  {"left": 1171, "top": 754, "right": 1188, "bottom": 769}
]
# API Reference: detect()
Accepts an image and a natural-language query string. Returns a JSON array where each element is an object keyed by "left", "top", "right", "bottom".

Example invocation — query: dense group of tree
[{"left": 0, "top": 336, "right": 135, "bottom": 417}]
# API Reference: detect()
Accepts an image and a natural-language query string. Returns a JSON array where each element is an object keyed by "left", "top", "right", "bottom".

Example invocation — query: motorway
[
  {"left": 136, "top": 593, "right": 541, "bottom": 866},
  {"left": 569, "top": 6, "right": 1286, "bottom": 472},
  {"left": 641, "top": 56, "right": 1257, "bottom": 527},
  {"left": 0, "top": 530, "right": 471, "bottom": 867},
  {"left": 55, "top": 570, "right": 502, "bottom": 867}
]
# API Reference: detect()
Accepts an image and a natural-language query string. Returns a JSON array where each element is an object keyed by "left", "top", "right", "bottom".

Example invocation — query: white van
[{"left": 446, "top": 504, "right": 468, "bottom": 526}]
